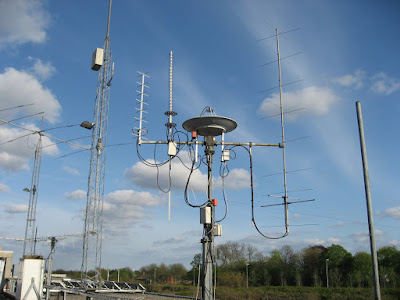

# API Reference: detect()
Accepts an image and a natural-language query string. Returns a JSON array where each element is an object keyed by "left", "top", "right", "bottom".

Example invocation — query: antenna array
[
  {"left": 133, "top": 72, "right": 149, "bottom": 145},
  {"left": 23, "top": 125, "right": 43, "bottom": 256},
  {"left": 81, "top": 0, "right": 114, "bottom": 286}
]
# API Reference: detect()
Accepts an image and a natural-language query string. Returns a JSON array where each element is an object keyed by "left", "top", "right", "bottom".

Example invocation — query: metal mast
[
  {"left": 356, "top": 101, "right": 381, "bottom": 300},
  {"left": 23, "top": 125, "right": 43, "bottom": 256},
  {"left": 81, "top": 0, "right": 113, "bottom": 285}
]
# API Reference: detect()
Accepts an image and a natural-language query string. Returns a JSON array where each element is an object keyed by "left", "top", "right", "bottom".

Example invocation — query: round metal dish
[{"left": 182, "top": 116, "right": 237, "bottom": 136}]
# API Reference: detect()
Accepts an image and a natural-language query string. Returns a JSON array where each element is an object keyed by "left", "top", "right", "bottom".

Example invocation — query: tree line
[
  {"left": 211, "top": 242, "right": 400, "bottom": 288},
  {"left": 55, "top": 242, "right": 400, "bottom": 288}
]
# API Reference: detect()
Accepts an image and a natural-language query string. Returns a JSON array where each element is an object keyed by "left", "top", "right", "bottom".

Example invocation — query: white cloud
[
  {"left": 28, "top": 57, "right": 56, "bottom": 81},
  {"left": 125, "top": 151, "right": 251, "bottom": 193},
  {"left": 215, "top": 168, "right": 251, "bottom": 190},
  {"left": 4, "top": 204, "right": 28, "bottom": 214},
  {"left": 334, "top": 69, "right": 364, "bottom": 89},
  {"left": 125, "top": 151, "right": 208, "bottom": 192},
  {"left": 0, "top": 67, "right": 61, "bottom": 123},
  {"left": 62, "top": 166, "right": 80, "bottom": 176},
  {"left": 0, "top": 125, "right": 59, "bottom": 171},
  {"left": 0, "top": 0, "right": 50, "bottom": 49},
  {"left": 154, "top": 237, "right": 184, "bottom": 246},
  {"left": 258, "top": 86, "right": 339, "bottom": 120},
  {"left": 389, "top": 240, "right": 400, "bottom": 247},
  {"left": 65, "top": 189, "right": 86, "bottom": 200},
  {"left": 102, "top": 189, "right": 165, "bottom": 234},
  {"left": 0, "top": 183, "right": 10, "bottom": 192},
  {"left": 106, "top": 190, "right": 164, "bottom": 207},
  {"left": 370, "top": 72, "right": 400, "bottom": 95},
  {"left": 327, "top": 237, "right": 341, "bottom": 244},
  {"left": 385, "top": 206, "right": 400, "bottom": 219},
  {"left": 352, "top": 230, "right": 383, "bottom": 243}
]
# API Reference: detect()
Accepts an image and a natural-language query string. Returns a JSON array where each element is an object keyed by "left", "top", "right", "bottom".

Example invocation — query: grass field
[{"left": 146, "top": 284, "right": 400, "bottom": 300}]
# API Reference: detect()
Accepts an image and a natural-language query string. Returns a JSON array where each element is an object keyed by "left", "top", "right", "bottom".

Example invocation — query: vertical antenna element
[
  {"left": 276, "top": 28, "right": 289, "bottom": 236},
  {"left": 165, "top": 51, "right": 177, "bottom": 141},
  {"left": 81, "top": 0, "right": 113, "bottom": 286}
]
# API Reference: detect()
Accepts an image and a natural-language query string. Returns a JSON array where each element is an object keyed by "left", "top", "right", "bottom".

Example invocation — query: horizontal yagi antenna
[
  {"left": 263, "top": 168, "right": 311, "bottom": 178},
  {"left": 261, "top": 198, "right": 315, "bottom": 208},
  {"left": 257, "top": 27, "right": 301, "bottom": 41},
  {"left": 260, "top": 107, "right": 306, "bottom": 119},
  {"left": 258, "top": 51, "right": 302, "bottom": 68},
  {"left": 259, "top": 79, "right": 304, "bottom": 93}
]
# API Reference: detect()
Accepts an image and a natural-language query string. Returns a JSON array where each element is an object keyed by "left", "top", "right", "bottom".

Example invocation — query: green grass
[{"left": 146, "top": 284, "right": 400, "bottom": 300}]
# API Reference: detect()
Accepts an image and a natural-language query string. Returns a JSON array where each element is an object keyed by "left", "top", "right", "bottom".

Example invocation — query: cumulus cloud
[
  {"left": 333, "top": 69, "right": 365, "bottom": 89},
  {"left": 28, "top": 57, "right": 56, "bottom": 81},
  {"left": 0, "top": 67, "right": 61, "bottom": 123},
  {"left": 352, "top": 230, "right": 383, "bottom": 242},
  {"left": 370, "top": 72, "right": 400, "bottom": 95},
  {"left": 0, "top": 125, "right": 59, "bottom": 171},
  {"left": 258, "top": 86, "right": 339, "bottom": 120},
  {"left": 4, "top": 204, "right": 28, "bottom": 213},
  {"left": 334, "top": 70, "right": 400, "bottom": 95},
  {"left": 215, "top": 168, "right": 250, "bottom": 190},
  {"left": 299, "top": 237, "right": 341, "bottom": 246},
  {"left": 385, "top": 206, "right": 400, "bottom": 219},
  {"left": 102, "top": 189, "right": 165, "bottom": 234},
  {"left": 0, "top": 183, "right": 10, "bottom": 192},
  {"left": 65, "top": 189, "right": 86, "bottom": 200},
  {"left": 154, "top": 237, "right": 184, "bottom": 245},
  {"left": 0, "top": 0, "right": 50, "bottom": 49},
  {"left": 125, "top": 151, "right": 251, "bottom": 193}
]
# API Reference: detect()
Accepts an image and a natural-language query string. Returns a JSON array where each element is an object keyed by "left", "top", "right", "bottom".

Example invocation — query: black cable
[
  {"left": 184, "top": 154, "right": 208, "bottom": 208},
  {"left": 215, "top": 161, "right": 229, "bottom": 223},
  {"left": 227, "top": 145, "right": 288, "bottom": 239}
]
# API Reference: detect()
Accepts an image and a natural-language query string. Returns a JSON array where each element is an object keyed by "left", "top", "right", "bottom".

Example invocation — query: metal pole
[
  {"left": 276, "top": 28, "right": 289, "bottom": 234},
  {"left": 356, "top": 101, "right": 381, "bottom": 300},
  {"left": 325, "top": 259, "right": 329, "bottom": 288},
  {"left": 202, "top": 137, "right": 215, "bottom": 300},
  {"left": 246, "top": 264, "right": 248, "bottom": 288},
  {"left": 45, "top": 238, "right": 56, "bottom": 300}
]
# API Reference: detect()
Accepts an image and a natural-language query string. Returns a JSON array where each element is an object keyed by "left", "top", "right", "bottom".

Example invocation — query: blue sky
[{"left": 0, "top": 0, "right": 399, "bottom": 272}]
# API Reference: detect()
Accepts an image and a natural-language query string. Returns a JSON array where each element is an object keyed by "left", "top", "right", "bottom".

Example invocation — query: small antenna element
[{"left": 165, "top": 51, "right": 177, "bottom": 141}]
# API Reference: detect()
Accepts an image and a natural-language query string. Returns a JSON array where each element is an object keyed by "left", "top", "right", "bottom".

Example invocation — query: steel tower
[
  {"left": 23, "top": 130, "right": 43, "bottom": 256},
  {"left": 81, "top": 0, "right": 113, "bottom": 285}
]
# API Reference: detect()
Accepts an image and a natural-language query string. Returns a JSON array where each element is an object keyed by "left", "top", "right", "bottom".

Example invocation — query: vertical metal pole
[
  {"left": 246, "top": 263, "right": 249, "bottom": 288},
  {"left": 356, "top": 101, "right": 381, "bottom": 300},
  {"left": 46, "top": 238, "right": 56, "bottom": 300},
  {"left": 202, "top": 137, "right": 215, "bottom": 300},
  {"left": 325, "top": 259, "right": 329, "bottom": 288},
  {"left": 276, "top": 28, "right": 289, "bottom": 234}
]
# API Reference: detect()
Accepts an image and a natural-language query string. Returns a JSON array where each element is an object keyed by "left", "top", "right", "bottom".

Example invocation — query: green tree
[
  {"left": 266, "top": 249, "right": 283, "bottom": 286},
  {"left": 323, "top": 244, "right": 353, "bottom": 287},
  {"left": 191, "top": 253, "right": 201, "bottom": 269},
  {"left": 378, "top": 246, "right": 400, "bottom": 288},
  {"left": 168, "top": 263, "right": 187, "bottom": 281},
  {"left": 300, "top": 245, "right": 325, "bottom": 287},
  {"left": 351, "top": 252, "right": 372, "bottom": 287},
  {"left": 216, "top": 242, "right": 246, "bottom": 268}
]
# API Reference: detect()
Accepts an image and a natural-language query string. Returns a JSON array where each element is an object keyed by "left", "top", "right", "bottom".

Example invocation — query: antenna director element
[{"left": 182, "top": 115, "right": 237, "bottom": 136}]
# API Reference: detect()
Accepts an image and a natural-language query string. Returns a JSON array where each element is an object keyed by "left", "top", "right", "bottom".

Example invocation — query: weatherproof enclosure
[
  {"left": 91, "top": 48, "right": 104, "bottom": 71},
  {"left": 16, "top": 256, "right": 45, "bottom": 300},
  {"left": 200, "top": 207, "right": 212, "bottom": 224}
]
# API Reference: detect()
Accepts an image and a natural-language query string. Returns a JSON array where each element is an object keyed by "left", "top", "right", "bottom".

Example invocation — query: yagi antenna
[{"left": 134, "top": 71, "right": 149, "bottom": 145}]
